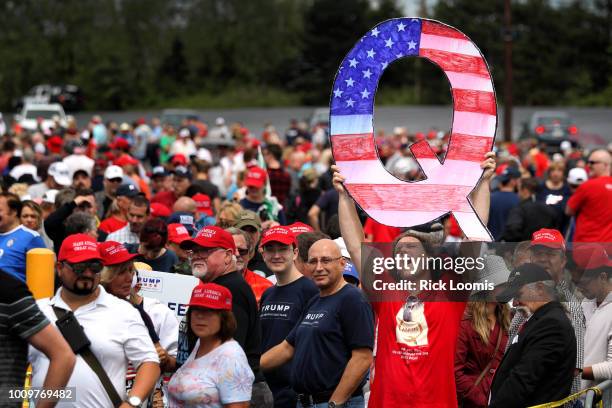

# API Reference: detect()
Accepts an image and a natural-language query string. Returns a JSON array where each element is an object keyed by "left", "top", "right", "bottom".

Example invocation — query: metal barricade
[{"left": 585, "top": 380, "right": 612, "bottom": 408}]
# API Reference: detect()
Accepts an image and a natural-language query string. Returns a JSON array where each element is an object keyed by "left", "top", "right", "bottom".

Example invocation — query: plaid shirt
[
  {"left": 105, "top": 224, "right": 140, "bottom": 245},
  {"left": 267, "top": 168, "right": 291, "bottom": 206},
  {"left": 507, "top": 279, "right": 585, "bottom": 397}
]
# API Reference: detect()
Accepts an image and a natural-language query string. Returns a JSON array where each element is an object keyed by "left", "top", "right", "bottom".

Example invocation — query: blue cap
[
  {"left": 167, "top": 212, "right": 196, "bottom": 236},
  {"left": 343, "top": 261, "right": 360, "bottom": 284},
  {"left": 498, "top": 166, "right": 521, "bottom": 183}
]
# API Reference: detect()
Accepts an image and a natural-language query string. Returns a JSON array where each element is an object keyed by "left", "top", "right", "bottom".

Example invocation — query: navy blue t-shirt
[
  {"left": 260, "top": 276, "right": 319, "bottom": 407},
  {"left": 487, "top": 191, "right": 519, "bottom": 241},
  {"left": 286, "top": 284, "right": 374, "bottom": 395}
]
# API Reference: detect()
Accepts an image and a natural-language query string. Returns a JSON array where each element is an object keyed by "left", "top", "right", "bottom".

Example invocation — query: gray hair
[
  {"left": 225, "top": 227, "right": 253, "bottom": 252},
  {"left": 65, "top": 212, "right": 97, "bottom": 235},
  {"left": 524, "top": 280, "right": 558, "bottom": 301}
]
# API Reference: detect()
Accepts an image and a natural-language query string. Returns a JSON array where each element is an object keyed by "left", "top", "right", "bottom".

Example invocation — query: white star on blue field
[{"left": 331, "top": 18, "right": 422, "bottom": 116}]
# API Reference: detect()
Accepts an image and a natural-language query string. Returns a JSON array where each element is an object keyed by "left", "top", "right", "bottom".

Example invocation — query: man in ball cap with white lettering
[
  {"left": 490, "top": 263, "right": 576, "bottom": 407},
  {"left": 258, "top": 226, "right": 319, "bottom": 407},
  {"left": 177, "top": 226, "right": 273, "bottom": 407},
  {"left": 28, "top": 233, "right": 160, "bottom": 408}
]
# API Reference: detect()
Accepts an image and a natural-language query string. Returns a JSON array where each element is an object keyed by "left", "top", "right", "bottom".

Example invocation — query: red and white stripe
[{"left": 331, "top": 19, "right": 496, "bottom": 241}]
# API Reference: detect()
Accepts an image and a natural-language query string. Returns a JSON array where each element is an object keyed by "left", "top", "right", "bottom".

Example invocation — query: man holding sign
[{"left": 333, "top": 152, "right": 495, "bottom": 408}]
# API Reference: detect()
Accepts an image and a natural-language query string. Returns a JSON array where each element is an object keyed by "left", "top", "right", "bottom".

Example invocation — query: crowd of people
[{"left": 0, "top": 113, "right": 611, "bottom": 408}]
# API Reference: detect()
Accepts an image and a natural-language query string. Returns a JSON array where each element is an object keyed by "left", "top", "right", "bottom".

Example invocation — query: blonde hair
[
  {"left": 216, "top": 201, "right": 243, "bottom": 227},
  {"left": 466, "top": 301, "right": 511, "bottom": 344},
  {"left": 100, "top": 262, "right": 134, "bottom": 287},
  {"left": 8, "top": 183, "right": 29, "bottom": 198}
]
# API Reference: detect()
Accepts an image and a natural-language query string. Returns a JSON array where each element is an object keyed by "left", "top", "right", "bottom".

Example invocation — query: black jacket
[
  {"left": 500, "top": 197, "right": 559, "bottom": 242},
  {"left": 489, "top": 301, "right": 576, "bottom": 408}
]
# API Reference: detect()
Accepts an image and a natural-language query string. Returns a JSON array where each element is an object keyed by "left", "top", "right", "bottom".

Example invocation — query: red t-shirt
[
  {"left": 99, "top": 216, "right": 127, "bottom": 234},
  {"left": 364, "top": 218, "right": 402, "bottom": 243},
  {"left": 369, "top": 290, "right": 466, "bottom": 407},
  {"left": 567, "top": 176, "right": 612, "bottom": 243},
  {"left": 243, "top": 269, "right": 273, "bottom": 306}
]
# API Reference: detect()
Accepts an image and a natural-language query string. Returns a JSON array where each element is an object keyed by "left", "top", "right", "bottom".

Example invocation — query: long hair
[{"left": 466, "top": 300, "right": 511, "bottom": 344}]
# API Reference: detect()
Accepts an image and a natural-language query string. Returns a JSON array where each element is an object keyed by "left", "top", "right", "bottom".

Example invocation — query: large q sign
[{"left": 330, "top": 18, "right": 496, "bottom": 241}]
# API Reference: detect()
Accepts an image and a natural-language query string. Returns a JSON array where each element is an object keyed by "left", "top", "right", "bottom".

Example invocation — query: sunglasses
[
  {"left": 64, "top": 260, "right": 104, "bottom": 274},
  {"left": 587, "top": 160, "right": 604, "bottom": 166},
  {"left": 236, "top": 248, "right": 249, "bottom": 257},
  {"left": 108, "top": 178, "right": 123, "bottom": 183}
]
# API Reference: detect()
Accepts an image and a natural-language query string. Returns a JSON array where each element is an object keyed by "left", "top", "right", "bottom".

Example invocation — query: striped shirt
[{"left": 0, "top": 270, "right": 49, "bottom": 404}]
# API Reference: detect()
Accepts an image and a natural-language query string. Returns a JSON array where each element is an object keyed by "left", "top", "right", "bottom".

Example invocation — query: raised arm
[
  {"left": 333, "top": 165, "right": 365, "bottom": 281},
  {"left": 468, "top": 151, "right": 496, "bottom": 226}
]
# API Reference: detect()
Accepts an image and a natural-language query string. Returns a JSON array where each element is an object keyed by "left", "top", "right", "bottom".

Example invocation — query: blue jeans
[{"left": 296, "top": 395, "right": 365, "bottom": 408}]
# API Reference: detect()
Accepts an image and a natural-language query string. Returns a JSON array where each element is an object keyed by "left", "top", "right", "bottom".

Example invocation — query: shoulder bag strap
[
  {"left": 473, "top": 325, "right": 504, "bottom": 388},
  {"left": 53, "top": 306, "right": 123, "bottom": 408}
]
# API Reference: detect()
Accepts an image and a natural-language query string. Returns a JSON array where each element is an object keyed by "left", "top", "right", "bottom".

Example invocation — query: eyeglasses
[
  {"left": 107, "top": 178, "right": 123, "bottom": 183},
  {"left": 306, "top": 256, "right": 342, "bottom": 267},
  {"left": 63, "top": 260, "right": 104, "bottom": 274},
  {"left": 236, "top": 248, "right": 249, "bottom": 257}
]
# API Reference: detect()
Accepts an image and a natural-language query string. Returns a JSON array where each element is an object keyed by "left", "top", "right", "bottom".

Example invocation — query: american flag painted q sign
[{"left": 330, "top": 18, "right": 497, "bottom": 241}]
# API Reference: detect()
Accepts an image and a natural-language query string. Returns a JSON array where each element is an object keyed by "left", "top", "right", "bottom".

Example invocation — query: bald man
[
  {"left": 567, "top": 149, "right": 612, "bottom": 242},
  {"left": 261, "top": 239, "right": 374, "bottom": 408},
  {"left": 173, "top": 196, "right": 196, "bottom": 214}
]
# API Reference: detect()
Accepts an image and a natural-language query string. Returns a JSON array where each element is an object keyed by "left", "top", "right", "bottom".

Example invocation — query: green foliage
[{"left": 0, "top": 0, "right": 609, "bottom": 109}]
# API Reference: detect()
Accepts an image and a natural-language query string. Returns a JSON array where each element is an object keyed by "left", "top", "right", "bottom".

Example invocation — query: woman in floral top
[{"left": 167, "top": 282, "right": 254, "bottom": 408}]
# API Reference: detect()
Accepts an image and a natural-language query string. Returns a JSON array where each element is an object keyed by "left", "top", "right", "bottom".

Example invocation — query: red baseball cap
[
  {"left": 168, "top": 223, "right": 191, "bottom": 245},
  {"left": 244, "top": 166, "right": 267, "bottom": 188},
  {"left": 180, "top": 226, "right": 237, "bottom": 252},
  {"left": 46, "top": 136, "right": 63, "bottom": 154},
  {"left": 98, "top": 241, "right": 138, "bottom": 266},
  {"left": 114, "top": 154, "right": 138, "bottom": 167},
  {"left": 287, "top": 222, "right": 314, "bottom": 237},
  {"left": 573, "top": 244, "right": 612, "bottom": 271},
  {"left": 150, "top": 202, "right": 172, "bottom": 218},
  {"left": 171, "top": 154, "right": 188, "bottom": 166},
  {"left": 530, "top": 228, "right": 566, "bottom": 251},
  {"left": 188, "top": 282, "right": 232, "bottom": 311},
  {"left": 260, "top": 226, "right": 295, "bottom": 247},
  {"left": 59, "top": 234, "right": 102, "bottom": 263},
  {"left": 193, "top": 193, "right": 213, "bottom": 216},
  {"left": 112, "top": 138, "right": 130, "bottom": 150}
]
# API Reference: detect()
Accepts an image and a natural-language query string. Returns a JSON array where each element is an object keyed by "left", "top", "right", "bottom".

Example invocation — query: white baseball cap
[
  {"left": 196, "top": 148, "right": 212, "bottom": 163},
  {"left": 104, "top": 165, "right": 124, "bottom": 180},
  {"left": 179, "top": 128, "right": 191, "bottom": 138},
  {"left": 48, "top": 162, "right": 71, "bottom": 186},
  {"left": 42, "top": 189, "right": 59, "bottom": 204},
  {"left": 567, "top": 167, "right": 588, "bottom": 186},
  {"left": 333, "top": 237, "right": 351, "bottom": 259},
  {"left": 215, "top": 117, "right": 225, "bottom": 126}
]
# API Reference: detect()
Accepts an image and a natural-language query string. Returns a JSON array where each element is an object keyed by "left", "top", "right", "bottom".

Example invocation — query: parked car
[
  {"left": 160, "top": 109, "right": 201, "bottom": 129},
  {"left": 520, "top": 111, "right": 579, "bottom": 148},
  {"left": 13, "top": 84, "right": 84, "bottom": 111},
  {"left": 15, "top": 103, "right": 67, "bottom": 132}
]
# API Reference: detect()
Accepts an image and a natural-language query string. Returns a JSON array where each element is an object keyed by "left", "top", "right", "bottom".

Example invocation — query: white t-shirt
[
  {"left": 28, "top": 286, "right": 159, "bottom": 407},
  {"left": 167, "top": 340, "right": 254, "bottom": 408},
  {"left": 142, "top": 296, "right": 179, "bottom": 356}
]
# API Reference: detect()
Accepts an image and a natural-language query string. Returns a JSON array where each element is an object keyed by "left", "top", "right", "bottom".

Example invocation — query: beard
[
  {"left": 192, "top": 263, "right": 209, "bottom": 281},
  {"left": 63, "top": 278, "right": 97, "bottom": 295}
]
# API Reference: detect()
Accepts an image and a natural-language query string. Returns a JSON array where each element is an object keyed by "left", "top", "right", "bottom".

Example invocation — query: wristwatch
[
  {"left": 127, "top": 395, "right": 142, "bottom": 407},
  {"left": 328, "top": 402, "right": 344, "bottom": 408}
]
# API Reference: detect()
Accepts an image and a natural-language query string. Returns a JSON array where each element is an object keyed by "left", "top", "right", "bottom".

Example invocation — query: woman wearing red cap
[
  {"left": 167, "top": 283, "right": 254, "bottom": 407},
  {"left": 99, "top": 241, "right": 179, "bottom": 375}
]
